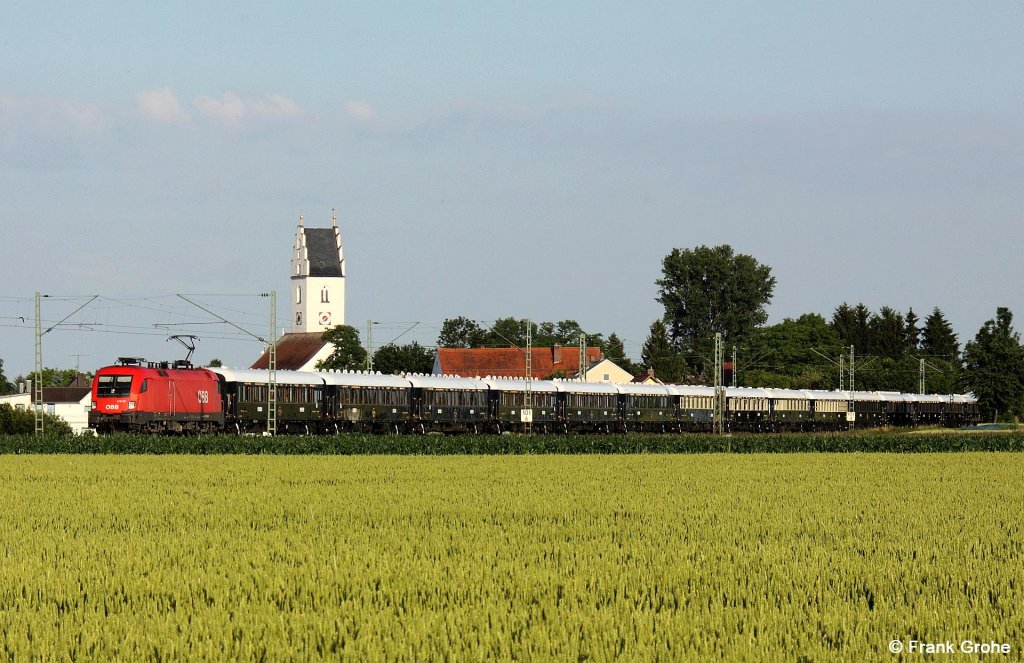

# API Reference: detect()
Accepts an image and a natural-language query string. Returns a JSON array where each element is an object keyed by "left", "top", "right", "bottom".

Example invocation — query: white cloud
[
  {"left": 344, "top": 101, "right": 376, "bottom": 123},
  {"left": 59, "top": 100, "right": 109, "bottom": 133},
  {"left": 135, "top": 87, "right": 189, "bottom": 124},
  {"left": 193, "top": 91, "right": 303, "bottom": 126},
  {"left": 0, "top": 95, "right": 111, "bottom": 167}
]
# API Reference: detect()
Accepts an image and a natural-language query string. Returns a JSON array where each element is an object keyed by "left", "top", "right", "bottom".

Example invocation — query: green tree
[
  {"left": 905, "top": 308, "right": 920, "bottom": 352},
  {"left": 486, "top": 317, "right": 529, "bottom": 348},
  {"left": 656, "top": 245, "right": 776, "bottom": 375},
  {"left": 553, "top": 320, "right": 586, "bottom": 345},
  {"left": 603, "top": 333, "right": 642, "bottom": 376},
  {"left": 440, "top": 316, "right": 603, "bottom": 352},
  {"left": 0, "top": 404, "right": 74, "bottom": 435},
  {"left": 372, "top": 342, "right": 436, "bottom": 375},
  {"left": 744, "top": 314, "right": 844, "bottom": 389},
  {"left": 914, "top": 308, "right": 962, "bottom": 394},
  {"left": 918, "top": 357, "right": 960, "bottom": 395},
  {"left": 13, "top": 368, "right": 90, "bottom": 389},
  {"left": 962, "top": 307, "right": 1024, "bottom": 422},
  {"left": 206, "top": 358, "right": 224, "bottom": 368},
  {"left": 831, "top": 303, "right": 872, "bottom": 352},
  {"left": 437, "top": 317, "right": 487, "bottom": 348},
  {"left": 853, "top": 356, "right": 919, "bottom": 393},
  {"left": 868, "top": 306, "right": 907, "bottom": 359},
  {"left": 641, "top": 320, "right": 687, "bottom": 383},
  {"left": 0, "top": 358, "right": 14, "bottom": 395},
  {"left": 316, "top": 325, "right": 368, "bottom": 371},
  {"left": 921, "top": 307, "right": 959, "bottom": 360}
]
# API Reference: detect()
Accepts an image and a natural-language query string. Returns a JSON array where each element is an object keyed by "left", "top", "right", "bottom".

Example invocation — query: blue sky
[{"left": 1, "top": 2, "right": 1021, "bottom": 377}]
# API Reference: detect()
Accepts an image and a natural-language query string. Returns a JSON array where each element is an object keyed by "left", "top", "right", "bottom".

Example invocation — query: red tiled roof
[
  {"left": 251, "top": 333, "right": 330, "bottom": 370},
  {"left": 436, "top": 346, "right": 603, "bottom": 379}
]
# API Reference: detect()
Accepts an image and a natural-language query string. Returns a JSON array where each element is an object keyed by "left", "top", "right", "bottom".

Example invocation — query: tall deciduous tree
[
  {"left": 437, "top": 317, "right": 487, "bottom": 348},
  {"left": 655, "top": 245, "right": 776, "bottom": 371},
  {"left": 962, "top": 307, "right": 1024, "bottom": 422},
  {"left": 316, "top": 325, "right": 368, "bottom": 371}
]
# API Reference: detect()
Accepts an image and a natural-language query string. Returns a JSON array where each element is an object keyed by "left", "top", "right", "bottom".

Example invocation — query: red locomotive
[{"left": 89, "top": 357, "right": 224, "bottom": 434}]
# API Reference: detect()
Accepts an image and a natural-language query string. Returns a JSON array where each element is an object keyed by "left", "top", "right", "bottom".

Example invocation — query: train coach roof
[
  {"left": 665, "top": 385, "right": 716, "bottom": 397},
  {"left": 209, "top": 367, "right": 324, "bottom": 386},
  {"left": 802, "top": 389, "right": 848, "bottom": 400},
  {"left": 761, "top": 388, "right": 808, "bottom": 400},
  {"left": 478, "top": 377, "right": 559, "bottom": 393},
  {"left": 406, "top": 374, "right": 487, "bottom": 390},
  {"left": 616, "top": 383, "right": 672, "bottom": 397},
  {"left": 551, "top": 380, "right": 621, "bottom": 395},
  {"left": 726, "top": 387, "right": 772, "bottom": 399},
  {"left": 851, "top": 391, "right": 887, "bottom": 402},
  {"left": 876, "top": 391, "right": 916, "bottom": 402},
  {"left": 318, "top": 371, "right": 412, "bottom": 388},
  {"left": 908, "top": 393, "right": 949, "bottom": 403}
]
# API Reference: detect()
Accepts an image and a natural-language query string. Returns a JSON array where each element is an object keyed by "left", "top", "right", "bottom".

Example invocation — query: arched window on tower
[
  {"left": 296, "top": 287, "right": 302, "bottom": 305},
  {"left": 321, "top": 287, "right": 330, "bottom": 303}
]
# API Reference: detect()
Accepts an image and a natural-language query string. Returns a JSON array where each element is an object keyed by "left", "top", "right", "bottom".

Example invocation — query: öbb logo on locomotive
[{"left": 87, "top": 357, "right": 980, "bottom": 435}]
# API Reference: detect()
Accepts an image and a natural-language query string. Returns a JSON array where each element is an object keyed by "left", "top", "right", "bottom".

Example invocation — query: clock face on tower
[{"left": 319, "top": 312, "right": 332, "bottom": 326}]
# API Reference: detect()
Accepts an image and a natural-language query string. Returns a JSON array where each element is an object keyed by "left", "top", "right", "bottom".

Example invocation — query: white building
[{"left": 583, "top": 358, "right": 636, "bottom": 384}]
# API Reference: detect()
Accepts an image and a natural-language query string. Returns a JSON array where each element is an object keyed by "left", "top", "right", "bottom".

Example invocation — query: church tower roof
[
  {"left": 293, "top": 210, "right": 345, "bottom": 278},
  {"left": 302, "top": 228, "right": 344, "bottom": 276}
]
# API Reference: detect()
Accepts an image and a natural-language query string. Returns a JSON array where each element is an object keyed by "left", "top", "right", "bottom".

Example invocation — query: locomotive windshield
[{"left": 97, "top": 375, "right": 133, "bottom": 397}]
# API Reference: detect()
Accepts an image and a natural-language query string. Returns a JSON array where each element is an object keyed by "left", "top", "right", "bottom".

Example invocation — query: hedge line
[{"left": 1, "top": 432, "right": 1022, "bottom": 454}]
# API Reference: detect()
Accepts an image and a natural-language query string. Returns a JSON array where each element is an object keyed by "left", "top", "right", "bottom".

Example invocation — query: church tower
[{"left": 291, "top": 211, "right": 345, "bottom": 333}]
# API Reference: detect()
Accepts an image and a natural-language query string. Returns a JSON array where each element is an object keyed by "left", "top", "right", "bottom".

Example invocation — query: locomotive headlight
[
  {"left": 91, "top": 401, "right": 97, "bottom": 409},
  {"left": 128, "top": 402, "right": 136, "bottom": 410}
]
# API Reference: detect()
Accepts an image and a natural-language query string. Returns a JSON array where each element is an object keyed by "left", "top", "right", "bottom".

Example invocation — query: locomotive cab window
[{"left": 98, "top": 375, "right": 133, "bottom": 397}]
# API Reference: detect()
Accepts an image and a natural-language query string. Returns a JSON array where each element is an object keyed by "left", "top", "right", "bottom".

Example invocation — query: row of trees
[
  {"left": 643, "top": 244, "right": 1024, "bottom": 422},
  {"left": 315, "top": 317, "right": 640, "bottom": 376}
]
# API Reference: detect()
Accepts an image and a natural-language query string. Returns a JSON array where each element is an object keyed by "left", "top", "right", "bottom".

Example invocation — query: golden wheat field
[{"left": 0, "top": 454, "right": 1020, "bottom": 661}]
